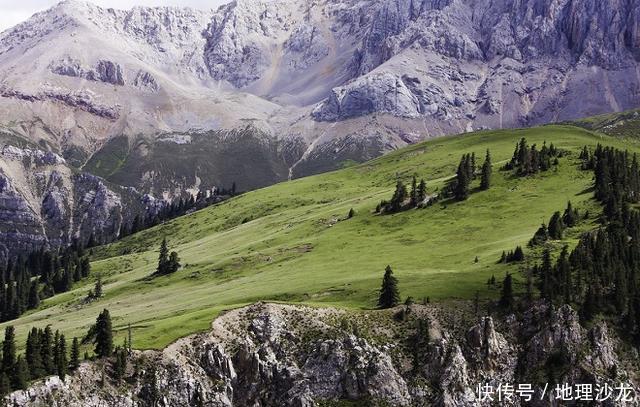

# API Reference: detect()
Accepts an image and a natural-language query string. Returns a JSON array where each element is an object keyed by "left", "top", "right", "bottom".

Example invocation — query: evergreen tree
[
  {"left": 499, "top": 274, "right": 514, "bottom": 310},
  {"left": 409, "top": 176, "right": 418, "bottom": 207},
  {"left": 417, "top": 179, "right": 427, "bottom": 204},
  {"left": 12, "top": 356, "right": 28, "bottom": 390},
  {"left": 348, "top": 208, "right": 355, "bottom": 219},
  {"left": 113, "top": 347, "right": 127, "bottom": 382},
  {"left": 530, "top": 223, "right": 549, "bottom": 246},
  {"left": 2, "top": 326, "right": 16, "bottom": 376},
  {"left": 377, "top": 266, "right": 400, "bottom": 309},
  {"left": 25, "top": 328, "right": 43, "bottom": 379},
  {"left": 94, "top": 309, "right": 113, "bottom": 358},
  {"left": 455, "top": 155, "right": 470, "bottom": 201},
  {"left": 70, "top": 337, "right": 80, "bottom": 372},
  {"left": 388, "top": 181, "right": 408, "bottom": 212},
  {"left": 480, "top": 149, "right": 492, "bottom": 190},
  {"left": 167, "top": 252, "right": 181, "bottom": 274},
  {"left": 41, "top": 326, "right": 53, "bottom": 375},
  {"left": 56, "top": 334, "right": 67, "bottom": 380},
  {"left": 562, "top": 201, "right": 579, "bottom": 227},
  {"left": 156, "top": 238, "right": 169, "bottom": 275},
  {"left": 94, "top": 275, "right": 103, "bottom": 298},
  {"left": 548, "top": 211, "right": 565, "bottom": 240},
  {"left": 27, "top": 280, "right": 40, "bottom": 309},
  {"left": 0, "top": 372, "right": 9, "bottom": 396}
]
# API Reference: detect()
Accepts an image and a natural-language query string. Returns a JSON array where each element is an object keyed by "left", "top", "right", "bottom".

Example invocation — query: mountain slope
[
  {"left": 0, "top": 123, "right": 635, "bottom": 351},
  {"left": 2, "top": 0, "right": 640, "bottom": 184}
]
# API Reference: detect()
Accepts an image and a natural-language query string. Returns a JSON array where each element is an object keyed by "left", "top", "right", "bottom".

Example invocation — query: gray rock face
[
  {"left": 0, "top": 143, "right": 150, "bottom": 260},
  {"left": 7, "top": 302, "right": 638, "bottom": 406}
]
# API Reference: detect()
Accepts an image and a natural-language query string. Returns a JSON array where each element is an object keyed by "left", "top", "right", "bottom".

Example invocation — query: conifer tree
[
  {"left": 113, "top": 347, "right": 127, "bottom": 382},
  {"left": 499, "top": 274, "right": 514, "bottom": 310},
  {"left": 455, "top": 156, "right": 470, "bottom": 201},
  {"left": 548, "top": 211, "right": 565, "bottom": 240},
  {"left": 480, "top": 149, "right": 492, "bottom": 190},
  {"left": 2, "top": 326, "right": 16, "bottom": 376},
  {"left": 378, "top": 265, "right": 400, "bottom": 309},
  {"left": 94, "top": 275, "right": 103, "bottom": 298},
  {"left": 12, "top": 356, "right": 28, "bottom": 390},
  {"left": 562, "top": 201, "right": 579, "bottom": 227},
  {"left": 168, "top": 252, "right": 181, "bottom": 274},
  {"left": 70, "top": 338, "right": 80, "bottom": 372},
  {"left": 28, "top": 280, "right": 39, "bottom": 309},
  {"left": 41, "top": 326, "right": 53, "bottom": 375},
  {"left": 94, "top": 309, "right": 113, "bottom": 358},
  {"left": 389, "top": 181, "right": 408, "bottom": 212},
  {"left": 56, "top": 334, "right": 67, "bottom": 380},
  {"left": 417, "top": 179, "right": 427, "bottom": 203},
  {"left": 0, "top": 372, "right": 9, "bottom": 395},
  {"left": 409, "top": 176, "right": 418, "bottom": 207},
  {"left": 348, "top": 208, "right": 355, "bottom": 219},
  {"left": 156, "top": 238, "right": 169, "bottom": 275},
  {"left": 25, "top": 328, "right": 43, "bottom": 379}
]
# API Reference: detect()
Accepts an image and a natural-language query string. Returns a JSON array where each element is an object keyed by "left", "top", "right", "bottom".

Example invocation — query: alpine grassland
[{"left": 3, "top": 125, "right": 638, "bottom": 350}]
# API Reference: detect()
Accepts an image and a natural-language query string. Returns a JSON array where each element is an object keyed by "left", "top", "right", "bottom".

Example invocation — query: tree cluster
[
  {"left": 119, "top": 184, "right": 238, "bottom": 240},
  {"left": 498, "top": 246, "right": 524, "bottom": 263},
  {"left": 503, "top": 138, "right": 559, "bottom": 175},
  {"left": 154, "top": 238, "right": 181, "bottom": 277},
  {"left": 0, "top": 325, "right": 80, "bottom": 396},
  {"left": 377, "top": 176, "right": 427, "bottom": 214},
  {"left": 529, "top": 201, "right": 580, "bottom": 246},
  {"left": 0, "top": 246, "right": 90, "bottom": 323}
]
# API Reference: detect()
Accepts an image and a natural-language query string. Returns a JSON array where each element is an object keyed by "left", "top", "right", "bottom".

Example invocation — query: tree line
[
  {"left": 0, "top": 307, "right": 125, "bottom": 396},
  {"left": 0, "top": 245, "right": 91, "bottom": 323}
]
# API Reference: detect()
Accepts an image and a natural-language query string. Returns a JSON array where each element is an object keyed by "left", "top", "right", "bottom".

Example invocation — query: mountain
[
  {"left": 0, "top": 123, "right": 625, "bottom": 350},
  {"left": 2, "top": 121, "right": 640, "bottom": 405},
  {"left": 1, "top": 0, "right": 640, "bottom": 255}
]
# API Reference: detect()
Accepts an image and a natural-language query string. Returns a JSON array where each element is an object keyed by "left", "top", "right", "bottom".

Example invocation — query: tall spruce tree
[
  {"left": 377, "top": 265, "right": 400, "bottom": 309},
  {"left": 156, "top": 238, "right": 169, "bottom": 275},
  {"left": 56, "top": 334, "right": 67, "bottom": 380},
  {"left": 94, "top": 309, "right": 113, "bottom": 358},
  {"left": 455, "top": 155, "right": 470, "bottom": 201},
  {"left": 499, "top": 274, "right": 514, "bottom": 310},
  {"left": 480, "top": 149, "right": 492, "bottom": 190},
  {"left": 2, "top": 326, "right": 16, "bottom": 376},
  {"left": 409, "top": 176, "right": 418, "bottom": 207},
  {"left": 417, "top": 179, "right": 427, "bottom": 204},
  {"left": 70, "top": 338, "right": 80, "bottom": 372}
]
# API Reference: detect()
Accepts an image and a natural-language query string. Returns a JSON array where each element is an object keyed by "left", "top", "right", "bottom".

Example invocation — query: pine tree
[
  {"left": 28, "top": 280, "right": 40, "bottom": 310},
  {"left": 2, "top": 326, "right": 16, "bottom": 376},
  {"left": 499, "top": 274, "right": 514, "bottom": 310},
  {"left": 56, "top": 334, "right": 67, "bottom": 380},
  {"left": 167, "top": 252, "right": 181, "bottom": 274},
  {"left": 562, "top": 201, "right": 579, "bottom": 227},
  {"left": 480, "top": 149, "right": 492, "bottom": 190},
  {"left": 530, "top": 223, "right": 549, "bottom": 246},
  {"left": 417, "top": 179, "right": 427, "bottom": 203},
  {"left": 41, "top": 326, "right": 54, "bottom": 375},
  {"left": 455, "top": 156, "right": 470, "bottom": 201},
  {"left": 377, "top": 265, "right": 400, "bottom": 309},
  {"left": 94, "top": 309, "right": 113, "bottom": 358},
  {"left": 389, "top": 181, "right": 408, "bottom": 212},
  {"left": 25, "top": 328, "right": 43, "bottom": 379},
  {"left": 0, "top": 372, "right": 9, "bottom": 396},
  {"left": 94, "top": 275, "right": 103, "bottom": 298},
  {"left": 12, "top": 356, "right": 28, "bottom": 390},
  {"left": 156, "top": 238, "right": 169, "bottom": 275},
  {"left": 70, "top": 337, "right": 80, "bottom": 372},
  {"left": 548, "top": 211, "right": 565, "bottom": 240},
  {"left": 113, "top": 347, "right": 127, "bottom": 382},
  {"left": 409, "top": 176, "right": 418, "bottom": 207},
  {"left": 347, "top": 208, "right": 355, "bottom": 219}
]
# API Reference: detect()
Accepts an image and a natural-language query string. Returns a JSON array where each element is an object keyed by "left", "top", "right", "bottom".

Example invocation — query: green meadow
[{"left": 3, "top": 125, "right": 637, "bottom": 350}]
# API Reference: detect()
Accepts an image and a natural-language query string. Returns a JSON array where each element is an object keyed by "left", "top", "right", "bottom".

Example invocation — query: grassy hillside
[{"left": 4, "top": 125, "right": 638, "bottom": 351}]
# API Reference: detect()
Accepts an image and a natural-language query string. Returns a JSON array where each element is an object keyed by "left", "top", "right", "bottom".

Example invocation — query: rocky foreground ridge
[{"left": 6, "top": 302, "right": 639, "bottom": 406}]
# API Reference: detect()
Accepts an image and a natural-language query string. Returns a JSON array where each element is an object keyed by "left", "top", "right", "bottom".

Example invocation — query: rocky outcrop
[
  {"left": 0, "top": 142, "right": 152, "bottom": 260},
  {"left": 7, "top": 302, "right": 638, "bottom": 406}
]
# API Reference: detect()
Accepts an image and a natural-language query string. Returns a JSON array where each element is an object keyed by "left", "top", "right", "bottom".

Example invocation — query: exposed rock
[{"left": 6, "top": 302, "right": 639, "bottom": 406}]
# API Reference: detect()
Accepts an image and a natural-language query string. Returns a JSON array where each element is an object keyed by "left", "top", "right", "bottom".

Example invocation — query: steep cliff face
[
  {"left": 7, "top": 302, "right": 638, "bottom": 406},
  {"left": 0, "top": 137, "right": 150, "bottom": 260}
]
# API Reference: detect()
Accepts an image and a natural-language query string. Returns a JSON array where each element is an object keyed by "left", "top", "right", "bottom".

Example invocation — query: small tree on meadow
[{"left": 378, "top": 265, "right": 400, "bottom": 309}]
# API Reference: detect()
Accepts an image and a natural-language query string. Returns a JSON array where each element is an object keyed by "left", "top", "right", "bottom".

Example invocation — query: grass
[{"left": 4, "top": 125, "right": 640, "bottom": 351}]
